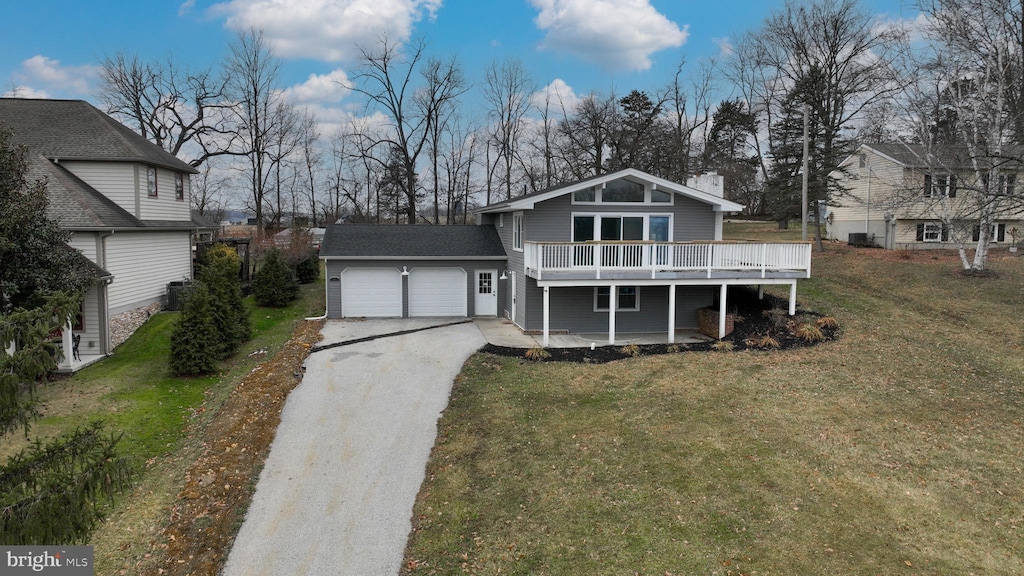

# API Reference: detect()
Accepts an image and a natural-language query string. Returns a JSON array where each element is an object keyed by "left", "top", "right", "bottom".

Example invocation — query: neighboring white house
[
  {"left": 0, "top": 98, "right": 198, "bottom": 371},
  {"left": 828, "top": 143, "right": 1024, "bottom": 249}
]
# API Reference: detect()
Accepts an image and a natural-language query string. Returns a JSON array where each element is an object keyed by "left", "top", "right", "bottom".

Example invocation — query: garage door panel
[
  {"left": 342, "top": 268, "right": 402, "bottom": 317},
  {"left": 409, "top": 268, "right": 466, "bottom": 317}
]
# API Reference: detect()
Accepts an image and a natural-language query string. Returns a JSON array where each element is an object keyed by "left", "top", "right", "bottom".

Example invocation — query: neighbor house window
[
  {"left": 982, "top": 173, "right": 1016, "bottom": 195},
  {"left": 973, "top": 223, "right": 1006, "bottom": 242},
  {"left": 513, "top": 212, "right": 523, "bottom": 251},
  {"left": 175, "top": 173, "right": 185, "bottom": 201},
  {"left": 147, "top": 167, "right": 158, "bottom": 197},
  {"left": 916, "top": 222, "right": 947, "bottom": 242},
  {"left": 924, "top": 174, "right": 955, "bottom": 198},
  {"left": 595, "top": 286, "right": 639, "bottom": 311}
]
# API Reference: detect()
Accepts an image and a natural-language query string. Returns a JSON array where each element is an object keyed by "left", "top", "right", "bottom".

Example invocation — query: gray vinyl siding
[
  {"left": 61, "top": 161, "right": 192, "bottom": 221},
  {"left": 61, "top": 161, "right": 137, "bottom": 217},
  {"left": 324, "top": 259, "right": 506, "bottom": 319},
  {"left": 105, "top": 231, "right": 192, "bottom": 314},
  {"left": 523, "top": 282, "right": 714, "bottom": 333},
  {"left": 68, "top": 232, "right": 98, "bottom": 261},
  {"left": 76, "top": 285, "right": 104, "bottom": 355},
  {"left": 519, "top": 194, "right": 716, "bottom": 242}
]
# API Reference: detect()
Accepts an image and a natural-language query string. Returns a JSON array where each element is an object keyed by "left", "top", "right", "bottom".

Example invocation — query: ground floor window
[
  {"left": 973, "top": 223, "right": 1006, "bottom": 242},
  {"left": 916, "top": 222, "right": 947, "bottom": 242},
  {"left": 594, "top": 286, "right": 639, "bottom": 311}
]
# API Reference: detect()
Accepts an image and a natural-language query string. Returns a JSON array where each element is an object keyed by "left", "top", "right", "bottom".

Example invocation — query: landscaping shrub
[
  {"left": 294, "top": 255, "right": 320, "bottom": 284},
  {"left": 200, "top": 244, "right": 251, "bottom": 358},
  {"left": 169, "top": 284, "right": 219, "bottom": 376},
  {"left": 252, "top": 248, "right": 299, "bottom": 307}
]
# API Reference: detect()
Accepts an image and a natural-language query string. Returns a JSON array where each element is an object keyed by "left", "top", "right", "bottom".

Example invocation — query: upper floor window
[
  {"left": 924, "top": 174, "right": 955, "bottom": 198},
  {"left": 513, "top": 212, "right": 523, "bottom": 251},
  {"left": 147, "top": 167, "right": 158, "bottom": 197},
  {"left": 174, "top": 173, "right": 185, "bottom": 201},
  {"left": 982, "top": 173, "right": 1016, "bottom": 195},
  {"left": 571, "top": 178, "right": 673, "bottom": 205}
]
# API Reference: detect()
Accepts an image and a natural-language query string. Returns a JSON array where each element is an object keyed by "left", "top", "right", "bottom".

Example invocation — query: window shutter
[
  {"left": 916, "top": 223, "right": 925, "bottom": 241},
  {"left": 948, "top": 175, "right": 956, "bottom": 198},
  {"left": 973, "top": 225, "right": 981, "bottom": 241},
  {"left": 997, "top": 224, "right": 1006, "bottom": 242},
  {"left": 941, "top": 225, "right": 949, "bottom": 242},
  {"left": 923, "top": 174, "right": 932, "bottom": 197}
]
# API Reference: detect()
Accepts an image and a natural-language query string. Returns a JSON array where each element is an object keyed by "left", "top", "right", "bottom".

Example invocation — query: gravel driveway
[{"left": 222, "top": 318, "right": 486, "bottom": 576}]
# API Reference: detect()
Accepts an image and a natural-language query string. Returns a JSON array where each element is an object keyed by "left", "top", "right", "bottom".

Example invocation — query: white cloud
[
  {"left": 2, "top": 85, "right": 50, "bottom": 99},
  {"left": 178, "top": 0, "right": 196, "bottom": 16},
  {"left": 210, "top": 0, "right": 443, "bottom": 62},
  {"left": 530, "top": 78, "right": 579, "bottom": 113},
  {"left": 528, "top": 0, "right": 688, "bottom": 71},
  {"left": 10, "top": 55, "right": 98, "bottom": 97},
  {"left": 283, "top": 69, "right": 352, "bottom": 104},
  {"left": 712, "top": 37, "right": 734, "bottom": 58}
]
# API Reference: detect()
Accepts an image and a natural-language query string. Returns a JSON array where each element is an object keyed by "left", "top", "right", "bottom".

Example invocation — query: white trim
[
  {"left": 512, "top": 212, "right": 524, "bottom": 252},
  {"left": 320, "top": 255, "right": 507, "bottom": 261},
  {"left": 477, "top": 168, "right": 744, "bottom": 214},
  {"left": 571, "top": 212, "right": 674, "bottom": 242},
  {"left": 571, "top": 178, "right": 675, "bottom": 206},
  {"left": 594, "top": 286, "right": 640, "bottom": 312},
  {"left": 498, "top": 213, "right": 504, "bottom": 228}
]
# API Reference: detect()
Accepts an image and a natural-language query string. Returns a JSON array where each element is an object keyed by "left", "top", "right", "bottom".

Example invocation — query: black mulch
[{"left": 480, "top": 286, "right": 840, "bottom": 364}]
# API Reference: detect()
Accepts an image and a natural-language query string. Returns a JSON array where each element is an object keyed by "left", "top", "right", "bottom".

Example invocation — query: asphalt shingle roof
[
  {"left": 0, "top": 98, "right": 197, "bottom": 173},
  {"left": 320, "top": 224, "right": 507, "bottom": 259},
  {"left": 867, "top": 143, "right": 1024, "bottom": 169}
]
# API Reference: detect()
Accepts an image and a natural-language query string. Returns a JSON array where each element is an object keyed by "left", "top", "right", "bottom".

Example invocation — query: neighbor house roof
[
  {"left": 320, "top": 224, "right": 507, "bottom": 260},
  {"left": 861, "top": 143, "right": 1024, "bottom": 170},
  {"left": 475, "top": 168, "right": 744, "bottom": 214},
  {"left": 0, "top": 98, "right": 197, "bottom": 173}
]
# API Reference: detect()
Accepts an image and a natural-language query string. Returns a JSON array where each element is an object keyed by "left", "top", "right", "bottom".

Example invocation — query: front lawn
[{"left": 403, "top": 229, "right": 1024, "bottom": 575}]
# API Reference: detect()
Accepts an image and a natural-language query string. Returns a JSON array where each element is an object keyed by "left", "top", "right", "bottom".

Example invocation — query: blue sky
[{"left": 1, "top": 0, "right": 920, "bottom": 124}]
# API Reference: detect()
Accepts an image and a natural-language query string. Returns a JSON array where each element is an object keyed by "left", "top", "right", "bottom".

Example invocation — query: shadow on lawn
[{"left": 481, "top": 286, "right": 840, "bottom": 364}]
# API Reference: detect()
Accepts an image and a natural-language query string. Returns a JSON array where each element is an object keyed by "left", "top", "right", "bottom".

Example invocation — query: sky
[{"left": 0, "top": 0, "right": 922, "bottom": 127}]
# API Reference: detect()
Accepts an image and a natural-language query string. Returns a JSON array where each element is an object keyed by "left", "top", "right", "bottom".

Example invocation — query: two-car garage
[
  {"left": 340, "top": 267, "right": 467, "bottom": 317},
  {"left": 322, "top": 224, "right": 506, "bottom": 320}
]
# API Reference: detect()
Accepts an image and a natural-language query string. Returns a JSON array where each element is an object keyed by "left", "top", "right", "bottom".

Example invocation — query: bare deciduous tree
[{"left": 483, "top": 58, "right": 534, "bottom": 200}]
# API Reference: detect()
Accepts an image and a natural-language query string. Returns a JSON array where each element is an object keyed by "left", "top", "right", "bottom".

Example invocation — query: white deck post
[
  {"left": 61, "top": 319, "right": 73, "bottom": 369},
  {"left": 608, "top": 284, "right": 617, "bottom": 345},
  {"left": 667, "top": 284, "right": 676, "bottom": 344},
  {"left": 542, "top": 286, "right": 550, "bottom": 347},
  {"left": 757, "top": 284, "right": 764, "bottom": 300},
  {"left": 718, "top": 284, "right": 728, "bottom": 339},
  {"left": 789, "top": 281, "right": 797, "bottom": 315}
]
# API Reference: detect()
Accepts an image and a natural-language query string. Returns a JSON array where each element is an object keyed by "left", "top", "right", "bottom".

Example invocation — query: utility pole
[{"left": 801, "top": 101, "right": 809, "bottom": 242}]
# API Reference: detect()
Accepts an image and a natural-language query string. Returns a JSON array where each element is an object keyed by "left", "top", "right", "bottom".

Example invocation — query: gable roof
[
  {"left": 859, "top": 143, "right": 1024, "bottom": 170},
  {"left": 475, "top": 168, "right": 744, "bottom": 213},
  {"left": 25, "top": 155, "right": 144, "bottom": 229},
  {"left": 320, "top": 224, "right": 507, "bottom": 260},
  {"left": 0, "top": 98, "right": 197, "bottom": 173}
]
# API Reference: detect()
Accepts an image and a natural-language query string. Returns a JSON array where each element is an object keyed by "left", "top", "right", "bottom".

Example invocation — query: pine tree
[
  {"left": 252, "top": 248, "right": 299, "bottom": 307},
  {"left": 199, "top": 244, "right": 251, "bottom": 358},
  {"left": 169, "top": 284, "right": 219, "bottom": 376}
]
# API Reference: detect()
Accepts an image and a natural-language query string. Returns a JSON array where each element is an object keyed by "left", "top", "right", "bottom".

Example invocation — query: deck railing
[{"left": 523, "top": 241, "right": 812, "bottom": 279}]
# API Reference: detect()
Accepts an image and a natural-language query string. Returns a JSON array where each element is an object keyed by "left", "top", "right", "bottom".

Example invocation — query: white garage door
[
  {"left": 409, "top": 268, "right": 467, "bottom": 317},
  {"left": 341, "top": 268, "right": 402, "bottom": 317}
]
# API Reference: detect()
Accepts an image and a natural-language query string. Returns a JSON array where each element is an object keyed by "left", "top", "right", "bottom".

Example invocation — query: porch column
[
  {"left": 667, "top": 284, "right": 676, "bottom": 344},
  {"left": 789, "top": 281, "right": 797, "bottom": 315},
  {"left": 542, "top": 286, "right": 550, "bottom": 347},
  {"left": 61, "top": 319, "right": 73, "bottom": 369},
  {"left": 718, "top": 284, "right": 728, "bottom": 339},
  {"left": 608, "top": 284, "right": 617, "bottom": 345},
  {"left": 757, "top": 284, "right": 764, "bottom": 300}
]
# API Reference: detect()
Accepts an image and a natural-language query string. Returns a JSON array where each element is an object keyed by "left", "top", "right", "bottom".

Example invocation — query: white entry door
[{"left": 474, "top": 270, "right": 497, "bottom": 316}]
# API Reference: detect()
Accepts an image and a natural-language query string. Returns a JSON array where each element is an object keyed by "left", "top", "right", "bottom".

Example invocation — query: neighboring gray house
[
  {"left": 321, "top": 169, "right": 812, "bottom": 346},
  {"left": 321, "top": 225, "right": 507, "bottom": 318},
  {"left": 0, "top": 98, "right": 199, "bottom": 370}
]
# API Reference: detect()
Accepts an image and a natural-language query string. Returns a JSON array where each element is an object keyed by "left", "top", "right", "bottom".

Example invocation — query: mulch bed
[{"left": 480, "top": 286, "right": 839, "bottom": 363}]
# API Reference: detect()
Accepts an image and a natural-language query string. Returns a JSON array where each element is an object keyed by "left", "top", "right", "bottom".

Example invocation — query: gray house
[
  {"left": 321, "top": 169, "right": 812, "bottom": 345},
  {"left": 0, "top": 98, "right": 199, "bottom": 371}
]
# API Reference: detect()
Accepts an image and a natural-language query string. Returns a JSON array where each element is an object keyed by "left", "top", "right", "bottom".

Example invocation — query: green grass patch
[
  {"left": 404, "top": 224, "right": 1024, "bottom": 575},
  {"left": 0, "top": 281, "right": 324, "bottom": 569}
]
